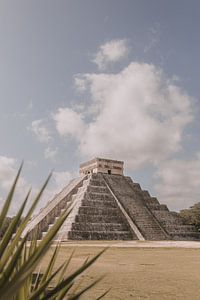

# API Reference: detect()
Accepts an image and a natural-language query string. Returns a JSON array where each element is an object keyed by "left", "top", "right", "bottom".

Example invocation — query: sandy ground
[
  {"left": 41, "top": 241, "right": 200, "bottom": 299},
  {"left": 59, "top": 240, "right": 200, "bottom": 248}
]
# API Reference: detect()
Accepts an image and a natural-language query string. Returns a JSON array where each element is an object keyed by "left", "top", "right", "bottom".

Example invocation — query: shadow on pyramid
[{"left": 23, "top": 158, "right": 200, "bottom": 241}]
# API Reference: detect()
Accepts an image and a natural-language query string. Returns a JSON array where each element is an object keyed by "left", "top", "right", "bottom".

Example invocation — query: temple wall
[{"left": 80, "top": 157, "right": 124, "bottom": 176}]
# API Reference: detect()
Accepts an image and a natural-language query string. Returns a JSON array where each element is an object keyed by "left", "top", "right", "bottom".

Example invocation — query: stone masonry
[{"left": 24, "top": 158, "right": 200, "bottom": 241}]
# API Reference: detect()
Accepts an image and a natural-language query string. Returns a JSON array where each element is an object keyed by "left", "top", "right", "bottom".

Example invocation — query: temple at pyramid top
[{"left": 79, "top": 157, "right": 124, "bottom": 176}]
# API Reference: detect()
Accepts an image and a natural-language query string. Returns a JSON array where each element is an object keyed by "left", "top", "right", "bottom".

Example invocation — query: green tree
[{"left": 179, "top": 202, "right": 200, "bottom": 230}]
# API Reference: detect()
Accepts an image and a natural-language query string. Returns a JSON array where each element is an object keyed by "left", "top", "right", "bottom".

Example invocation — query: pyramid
[{"left": 24, "top": 158, "right": 200, "bottom": 241}]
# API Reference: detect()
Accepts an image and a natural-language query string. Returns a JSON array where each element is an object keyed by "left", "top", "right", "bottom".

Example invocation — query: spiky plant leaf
[
  {"left": 37, "top": 243, "right": 60, "bottom": 289},
  {"left": 0, "top": 173, "right": 52, "bottom": 270},
  {"left": 0, "top": 189, "right": 30, "bottom": 260},
  {"left": 0, "top": 166, "right": 108, "bottom": 300},
  {"left": 43, "top": 247, "right": 108, "bottom": 299},
  {"left": 0, "top": 162, "right": 23, "bottom": 229},
  {"left": 56, "top": 248, "right": 75, "bottom": 285},
  {"left": 28, "top": 263, "right": 64, "bottom": 300},
  {"left": 68, "top": 276, "right": 105, "bottom": 300}
]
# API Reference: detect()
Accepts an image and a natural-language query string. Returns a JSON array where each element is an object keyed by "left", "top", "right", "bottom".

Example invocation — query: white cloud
[
  {"left": 53, "top": 108, "right": 85, "bottom": 139},
  {"left": 93, "top": 39, "right": 129, "bottom": 70},
  {"left": 74, "top": 76, "right": 87, "bottom": 92},
  {"left": 58, "top": 62, "right": 193, "bottom": 170},
  {"left": 29, "top": 119, "right": 52, "bottom": 143},
  {"left": 44, "top": 147, "right": 58, "bottom": 161},
  {"left": 154, "top": 154, "right": 200, "bottom": 211}
]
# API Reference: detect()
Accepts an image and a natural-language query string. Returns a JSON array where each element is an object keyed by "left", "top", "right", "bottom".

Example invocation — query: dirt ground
[{"left": 40, "top": 242, "right": 200, "bottom": 299}]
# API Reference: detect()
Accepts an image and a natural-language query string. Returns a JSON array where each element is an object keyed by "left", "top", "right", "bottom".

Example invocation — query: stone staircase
[
  {"left": 103, "top": 174, "right": 169, "bottom": 240},
  {"left": 126, "top": 176, "right": 200, "bottom": 240},
  {"left": 24, "top": 176, "right": 86, "bottom": 240},
  {"left": 66, "top": 174, "right": 137, "bottom": 240}
]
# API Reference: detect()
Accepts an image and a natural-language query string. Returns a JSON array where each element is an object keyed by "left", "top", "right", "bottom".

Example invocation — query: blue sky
[{"left": 1, "top": 0, "right": 200, "bottom": 213}]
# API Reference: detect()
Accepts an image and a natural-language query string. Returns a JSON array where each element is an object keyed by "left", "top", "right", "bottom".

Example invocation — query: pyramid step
[
  {"left": 82, "top": 179, "right": 90, "bottom": 186},
  {"left": 145, "top": 197, "right": 160, "bottom": 207},
  {"left": 79, "top": 206, "right": 120, "bottom": 215},
  {"left": 71, "top": 222, "right": 129, "bottom": 232},
  {"left": 146, "top": 204, "right": 168, "bottom": 211},
  {"left": 90, "top": 174, "right": 101, "bottom": 180},
  {"left": 53, "top": 207, "right": 70, "bottom": 221},
  {"left": 165, "top": 225, "right": 199, "bottom": 234},
  {"left": 87, "top": 186, "right": 108, "bottom": 193},
  {"left": 77, "top": 186, "right": 87, "bottom": 194},
  {"left": 75, "top": 214, "right": 125, "bottom": 223},
  {"left": 81, "top": 199, "right": 117, "bottom": 208},
  {"left": 87, "top": 192, "right": 113, "bottom": 201},
  {"left": 152, "top": 211, "right": 183, "bottom": 225},
  {"left": 68, "top": 230, "right": 134, "bottom": 240},
  {"left": 142, "top": 190, "right": 151, "bottom": 198},
  {"left": 89, "top": 179, "right": 106, "bottom": 187},
  {"left": 131, "top": 183, "right": 142, "bottom": 191},
  {"left": 171, "top": 232, "right": 200, "bottom": 240}
]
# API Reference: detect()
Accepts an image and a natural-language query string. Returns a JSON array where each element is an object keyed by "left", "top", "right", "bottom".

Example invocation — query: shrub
[
  {"left": 179, "top": 202, "right": 200, "bottom": 230},
  {"left": 0, "top": 164, "right": 108, "bottom": 299}
]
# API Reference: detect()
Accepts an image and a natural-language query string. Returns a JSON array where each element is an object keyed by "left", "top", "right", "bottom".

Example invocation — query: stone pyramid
[{"left": 24, "top": 158, "right": 200, "bottom": 241}]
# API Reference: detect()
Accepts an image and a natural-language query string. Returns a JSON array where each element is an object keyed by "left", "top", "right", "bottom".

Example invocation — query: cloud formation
[
  {"left": 55, "top": 62, "right": 193, "bottom": 170},
  {"left": 29, "top": 119, "right": 52, "bottom": 143},
  {"left": 53, "top": 108, "right": 85, "bottom": 139},
  {"left": 44, "top": 147, "right": 58, "bottom": 161},
  {"left": 154, "top": 154, "right": 200, "bottom": 211},
  {"left": 93, "top": 39, "right": 129, "bottom": 70}
]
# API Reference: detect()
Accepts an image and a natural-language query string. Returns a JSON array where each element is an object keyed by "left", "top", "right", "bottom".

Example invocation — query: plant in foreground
[{"left": 0, "top": 164, "right": 109, "bottom": 299}]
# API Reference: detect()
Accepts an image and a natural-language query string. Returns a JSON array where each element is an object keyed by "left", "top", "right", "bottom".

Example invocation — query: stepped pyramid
[{"left": 24, "top": 158, "right": 200, "bottom": 241}]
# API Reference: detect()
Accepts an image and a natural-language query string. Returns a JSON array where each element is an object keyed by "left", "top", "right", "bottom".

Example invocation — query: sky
[{"left": 0, "top": 0, "right": 200, "bottom": 213}]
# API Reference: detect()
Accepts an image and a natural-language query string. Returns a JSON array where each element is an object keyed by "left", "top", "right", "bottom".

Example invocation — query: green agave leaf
[
  {"left": 38, "top": 243, "right": 60, "bottom": 288},
  {"left": 0, "top": 173, "right": 52, "bottom": 268},
  {"left": 0, "top": 166, "right": 108, "bottom": 300},
  {"left": 21, "top": 172, "right": 52, "bottom": 234},
  {"left": 96, "top": 288, "right": 111, "bottom": 300},
  {"left": 55, "top": 282, "right": 74, "bottom": 300},
  {"left": 0, "top": 255, "right": 43, "bottom": 300},
  {"left": 68, "top": 275, "right": 105, "bottom": 300},
  {"left": 0, "top": 162, "right": 23, "bottom": 230},
  {"left": 28, "top": 234, "right": 38, "bottom": 258},
  {"left": 23, "top": 207, "right": 72, "bottom": 272},
  {"left": 29, "top": 263, "right": 64, "bottom": 300},
  {"left": 31, "top": 266, "right": 42, "bottom": 291},
  {"left": 0, "top": 236, "right": 27, "bottom": 286},
  {"left": 56, "top": 249, "right": 75, "bottom": 285},
  {"left": 43, "top": 247, "right": 108, "bottom": 299},
  {"left": 0, "top": 189, "right": 30, "bottom": 261},
  {"left": 0, "top": 207, "right": 72, "bottom": 299}
]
